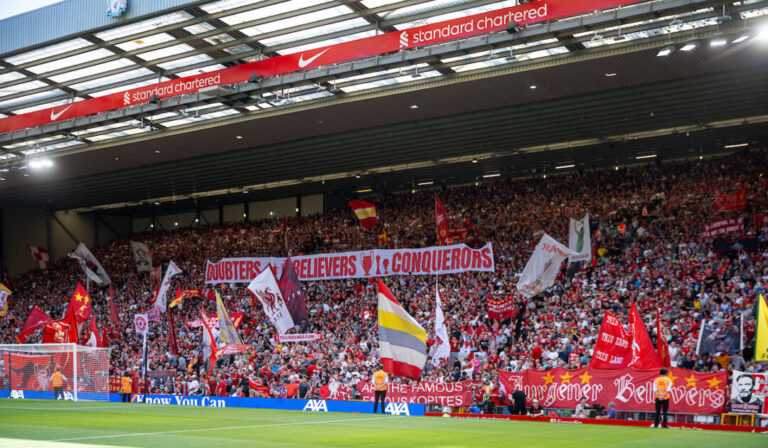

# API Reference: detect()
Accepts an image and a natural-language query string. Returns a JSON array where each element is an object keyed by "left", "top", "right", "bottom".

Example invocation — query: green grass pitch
[{"left": 0, "top": 400, "right": 765, "bottom": 447}]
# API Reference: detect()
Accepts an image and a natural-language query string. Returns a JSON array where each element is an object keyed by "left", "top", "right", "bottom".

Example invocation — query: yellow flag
[
  {"left": 0, "top": 283, "right": 11, "bottom": 318},
  {"left": 756, "top": 293, "right": 768, "bottom": 362}
]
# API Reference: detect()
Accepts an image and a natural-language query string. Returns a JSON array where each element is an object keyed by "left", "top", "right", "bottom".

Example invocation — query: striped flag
[
  {"left": 215, "top": 291, "right": 242, "bottom": 345},
  {"left": 349, "top": 200, "right": 377, "bottom": 229},
  {"left": 377, "top": 279, "right": 427, "bottom": 380}
]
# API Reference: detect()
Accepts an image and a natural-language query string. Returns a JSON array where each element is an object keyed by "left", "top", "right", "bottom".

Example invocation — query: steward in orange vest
[
  {"left": 653, "top": 368, "right": 673, "bottom": 428},
  {"left": 51, "top": 368, "right": 65, "bottom": 400},
  {"left": 121, "top": 371, "right": 133, "bottom": 403},
  {"left": 372, "top": 368, "right": 389, "bottom": 414}
]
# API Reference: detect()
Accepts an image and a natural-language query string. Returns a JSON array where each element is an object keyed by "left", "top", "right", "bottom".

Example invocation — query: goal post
[{"left": 0, "top": 344, "right": 111, "bottom": 402}]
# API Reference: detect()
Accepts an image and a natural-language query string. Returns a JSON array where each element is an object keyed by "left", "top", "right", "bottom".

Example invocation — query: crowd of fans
[{"left": 1, "top": 150, "right": 767, "bottom": 407}]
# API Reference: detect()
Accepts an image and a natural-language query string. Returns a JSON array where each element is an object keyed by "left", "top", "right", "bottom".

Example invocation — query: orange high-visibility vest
[
  {"left": 122, "top": 376, "right": 132, "bottom": 393},
  {"left": 654, "top": 376, "right": 673, "bottom": 400},
  {"left": 51, "top": 372, "right": 63, "bottom": 388},
  {"left": 373, "top": 370, "right": 387, "bottom": 391}
]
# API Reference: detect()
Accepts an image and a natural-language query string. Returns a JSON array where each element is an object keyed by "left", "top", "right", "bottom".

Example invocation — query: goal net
[{"left": 0, "top": 344, "right": 111, "bottom": 402}]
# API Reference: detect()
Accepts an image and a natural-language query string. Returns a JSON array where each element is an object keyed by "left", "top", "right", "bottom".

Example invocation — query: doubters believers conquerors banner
[{"left": 205, "top": 243, "right": 494, "bottom": 283}]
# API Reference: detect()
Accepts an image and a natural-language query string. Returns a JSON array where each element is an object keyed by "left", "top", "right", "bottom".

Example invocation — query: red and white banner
[
  {"left": 703, "top": 218, "right": 743, "bottom": 238},
  {"left": 27, "top": 245, "right": 51, "bottom": 270},
  {"left": 205, "top": 243, "right": 494, "bottom": 283},
  {"left": 217, "top": 344, "right": 252, "bottom": 357},
  {"left": 712, "top": 187, "right": 747, "bottom": 212},
  {"left": 357, "top": 380, "right": 475, "bottom": 407},
  {"left": 487, "top": 295, "right": 516, "bottom": 320},
  {"left": 0, "top": 0, "right": 644, "bottom": 134},
  {"left": 186, "top": 316, "right": 218, "bottom": 329},
  {"left": 276, "top": 333, "right": 322, "bottom": 343},
  {"left": 498, "top": 367, "right": 727, "bottom": 414}
]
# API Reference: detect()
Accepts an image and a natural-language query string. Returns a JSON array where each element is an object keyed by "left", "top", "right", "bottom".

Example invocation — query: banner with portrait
[{"left": 730, "top": 371, "right": 768, "bottom": 414}]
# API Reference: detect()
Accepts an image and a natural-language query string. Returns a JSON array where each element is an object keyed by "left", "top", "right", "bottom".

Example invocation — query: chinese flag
[{"left": 66, "top": 283, "right": 92, "bottom": 323}]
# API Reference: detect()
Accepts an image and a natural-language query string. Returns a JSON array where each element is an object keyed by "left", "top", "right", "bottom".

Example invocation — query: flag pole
[{"left": 141, "top": 329, "right": 148, "bottom": 394}]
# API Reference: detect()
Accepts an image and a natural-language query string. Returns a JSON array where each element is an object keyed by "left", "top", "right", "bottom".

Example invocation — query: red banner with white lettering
[
  {"left": 498, "top": 367, "right": 727, "bottom": 414},
  {"left": 487, "top": 295, "right": 516, "bottom": 320},
  {"left": 703, "top": 218, "right": 744, "bottom": 238},
  {"left": 357, "top": 380, "right": 475, "bottom": 407},
  {"left": 0, "top": 0, "right": 645, "bottom": 134},
  {"left": 589, "top": 311, "right": 630, "bottom": 369},
  {"left": 205, "top": 243, "right": 494, "bottom": 283}
]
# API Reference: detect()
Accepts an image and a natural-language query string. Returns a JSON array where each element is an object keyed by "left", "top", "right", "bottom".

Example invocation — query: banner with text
[
  {"left": 1, "top": 0, "right": 645, "bottom": 134},
  {"left": 205, "top": 243, "right": 494, "bottom": 283},
  {"left": 356, "top": 380, "right": 474, "bottom": 407},
  {"left": 730, "top": 371, "right": 768, "bottom": 414},
  {"left": 498, "top": 367, "right": 726, "bottom": 414}
]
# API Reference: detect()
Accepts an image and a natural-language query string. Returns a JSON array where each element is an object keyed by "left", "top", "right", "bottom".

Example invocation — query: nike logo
[
  {"left": 50, "top": 105, "right": 73, "bottom": 121},
  {"left": 298, "top": 48, "right": 330, "bottom": 68}
]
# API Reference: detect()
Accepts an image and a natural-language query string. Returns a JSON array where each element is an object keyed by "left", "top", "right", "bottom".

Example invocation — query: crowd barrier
[{"left": 0, "top": 389, "right": 424, "bottom": 416}]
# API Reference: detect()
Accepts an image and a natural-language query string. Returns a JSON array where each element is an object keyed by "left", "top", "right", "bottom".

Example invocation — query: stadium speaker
[
  {"left": 506, "top": 21, "right": 519, "bottom": 35},
  {"left": 149, "top": 93, "right": 160, "bottom": 104},
  {"left": 248, "top": 73, "right": 261, "bottom": 84}
]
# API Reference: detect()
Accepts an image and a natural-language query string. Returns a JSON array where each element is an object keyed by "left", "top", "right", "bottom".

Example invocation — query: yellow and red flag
[
  {"left": 0, "top": 282, "right": 10, "bottom": 318},
  {"left": 349, "top": 200, "right": 377, "bottom": 229},
  {"left": 66, "top": 283, "right": 92, "bottom": 323},
  {"left": 377, "top": 229, "right": 388, "bottom": 246}
]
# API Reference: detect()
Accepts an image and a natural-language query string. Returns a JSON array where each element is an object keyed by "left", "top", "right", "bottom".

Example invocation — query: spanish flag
[
  {"left": 377, "top": 280, "right": 427, "bottom": 379},
  {"left": 349, "top": 200, "right": 377, "bottom": 229},
  {"left": 756, "top": 292, "right": 768, "bottom": 362},
  {"left": 377, "top": 229, "right": 387, "bottom": 246}
]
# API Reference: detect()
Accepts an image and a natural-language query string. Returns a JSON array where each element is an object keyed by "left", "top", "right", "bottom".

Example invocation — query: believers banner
[
  {"left": 205, "top": 243, "right": 494, "bottom": 284},
  {"left": 498, "top": 367, "right": 727, "bottom": 414},
  {"left": 356, "top": 380, "right": 475, "bottom": 407},
  {"left": 730, "top": 371, "right": 768, "bottom": 414}
]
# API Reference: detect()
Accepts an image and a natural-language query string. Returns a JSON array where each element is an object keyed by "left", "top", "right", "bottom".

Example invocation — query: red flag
[
  {"left": 66, "top": 283, "right": 92, "bottom": 323},
  {"left": 589, "top": 311, "right": 631, "bottom": 369},
  {"left": 109, "top": 295, "right": 121, "bottom": 331},
  {"left": 101, "top": 325, "right": 110, "bottom": 347},
  {"left": 279, "top": 256, "right": 309, "bottom": 324},
  {"left": 628, "top": 303, "right": 662, "bottom": 369},
  {"left": 168, "top": 309, "right": 179, "bottom": 356},
  {"left": 712, "top": 186, "right": 746, "bottom": 212},
  {"left": 41, "top": 320, "right": 70, "bottom": 344},
  {"left": 230, "top": 312, "right": 244, "bottom": 329},
  {"left": 15, "top": 306, "right": 52, "bottom": 343},
  {"left": 435, "top": 194, "right": 450, "bottom": 245},
  {"left": 348, "top": 200, "right": 377, "bottom": 229},
  {"left": 755, "top": 214, "right": 768, "bottom": 228},
  {"left": 84, "top": 318, "right": 103, "bottom": 347},
  {"left": 656, "top": 308, "right": 671, "bottom": 368},
  {"left": 201, "top": 308, "right": 218, "bottom": 367},
  {"left": 41, "top": 312, "right": 78, "bottom": 344}
]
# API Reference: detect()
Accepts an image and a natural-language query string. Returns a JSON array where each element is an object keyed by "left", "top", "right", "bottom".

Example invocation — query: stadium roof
[{"left": 0, "top": 0, "right": 767, "bottom": 213}]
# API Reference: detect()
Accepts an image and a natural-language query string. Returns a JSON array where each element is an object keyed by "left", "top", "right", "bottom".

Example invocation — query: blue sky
[{"left": 0, "top": 0, "right": 65, "bottom": 20}]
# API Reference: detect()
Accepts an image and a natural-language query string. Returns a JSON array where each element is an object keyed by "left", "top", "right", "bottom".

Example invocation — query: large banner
[
  {"left": 498, "top": 367, "right": 727, "bottom": 414},
  {"left": 205, "top": 243, "right": 494, "bottom": 283},
  {"left": 356, "top": 380, "right": 475, "bottom": 407},
  {"left": 1, "top": 0, "right": 644, "bottom": 134},
  {"left": 730, "top": 371, "right": 768, "bottom": 414}
]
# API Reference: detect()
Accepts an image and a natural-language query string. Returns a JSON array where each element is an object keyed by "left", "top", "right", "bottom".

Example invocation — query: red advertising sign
[
  {"left": 498, "top": 367, "right": 727, "bottom": 414},
  {"left": 205, "top": 243, "right": 494, "bottom": 283},
  {"left": 0, "top": 0, "right": 644, "bottom": 134},
  {"left": 357, "top": 380, "right": 475, "bottom": 407}
]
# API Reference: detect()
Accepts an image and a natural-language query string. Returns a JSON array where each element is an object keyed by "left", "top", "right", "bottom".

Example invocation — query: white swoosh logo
[
  {"left": 298, "top": 48, "right": 330, "bottom": 68},
  {"left": 50, "top": 105, "right": 73, "bottom": 121}
]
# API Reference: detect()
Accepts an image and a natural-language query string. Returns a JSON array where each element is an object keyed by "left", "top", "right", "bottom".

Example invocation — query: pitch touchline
[{"left": 0, "top": 415, "right": 394, "bottom": 446}]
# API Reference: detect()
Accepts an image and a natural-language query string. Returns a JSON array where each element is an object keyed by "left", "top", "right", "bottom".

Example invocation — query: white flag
[
  {"left": 568, "top": 213, "right": 591, "bottom": 264},
  {"left": 247, "top": 268, "right": 295, "bottom": 334},
  {"left": 68, "top": 242, "right": 111, "bottom": 286},
  {"left": 153, "top": 261, "right": 182, "bottom": 312},
  {"left": 516, "top": 233, "right": 575, "bottom": 298},
  {"left": 431, "top": 285, "right": 451, "bottom": 365},
  {"left": 129, "top": 241, "right": 152, "bottom": 272}
]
